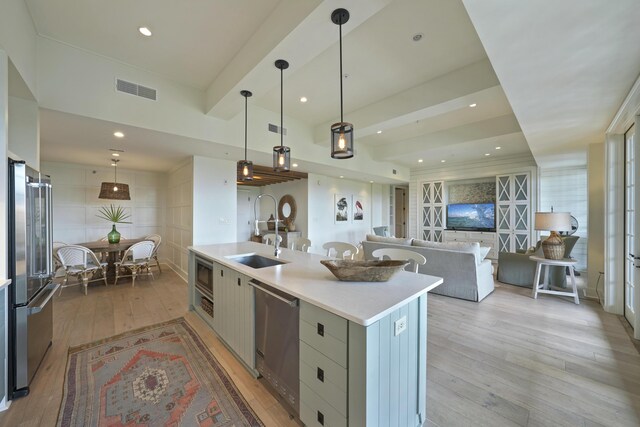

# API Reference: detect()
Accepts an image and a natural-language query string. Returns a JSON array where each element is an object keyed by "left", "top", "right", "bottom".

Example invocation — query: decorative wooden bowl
[{"left": 320, "top": 260, "right": 409, "bottom": 282}]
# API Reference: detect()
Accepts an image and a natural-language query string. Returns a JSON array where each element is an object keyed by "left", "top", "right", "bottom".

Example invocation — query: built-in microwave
[{"left": 195, "top": 258, "right": 213, "bottom": 300}]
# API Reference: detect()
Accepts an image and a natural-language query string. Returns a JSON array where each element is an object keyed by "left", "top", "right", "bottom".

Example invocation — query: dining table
[{"left": 76, "top": 238, "right": 148, "bottom": 284}]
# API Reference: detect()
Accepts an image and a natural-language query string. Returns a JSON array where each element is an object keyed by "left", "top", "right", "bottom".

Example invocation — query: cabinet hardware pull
[
  {"left": 317, "top": 323, "right": 324, "bottom": 337},
  {"left": 317, "top": 367, "right": 324, "bottom": 382},
  {"left": 317, "top": 411, "right": 324, "bottom": 425},
  {"left": 220, "top": 270, "right": 224, "bottom": 277},
  {"left": 237, "top": 278, "right": 241, "bottom": 286}
]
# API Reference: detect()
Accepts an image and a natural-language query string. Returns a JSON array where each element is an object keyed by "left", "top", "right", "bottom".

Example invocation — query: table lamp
[{"left": 534, "top": 212, "right": 572, "bottom": 259}]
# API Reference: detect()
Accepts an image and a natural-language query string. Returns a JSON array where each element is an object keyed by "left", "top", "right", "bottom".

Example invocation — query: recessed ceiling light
[
  {"left": 138, "top": 27, "right": 152, "bottom": 37},
  {"left": 292, "top": 163, "right": 298, "bottom": 167},
  {"left": 495, "top": 146, "right": 501, "bottom": 150},
  {"left": 111, "top": 153, "right": 120, "bottom": 157},
  {"left": 113, "top": 131, "right": 124, "bottom": 138},
  {"left": 418, "top": 159, "right": 423, "bottom": 163},
  {"left": 412, "top": 33, "right": 424, "bottom": 42},
  {"left": 377, "top": 130, "right": 382, "bottom": 134},
  {"left": 441, "top": 160, "right": 446, "bottom": 163},
  {"left": 370, "top": 180, "right": 374, "bottom": 183},
  {"left": 469, "top": 103, "right": 477, "bottom": 108},
  {"left": 485, "top": 153, "right": 491, "bottom": 156},
  {"left": 299, "top": 97, "right": 307, "bottom": 103},
  {"left": 340, "top": 176, "right": 344, "bottom": 178},
  {"left": 111, "top": 163, "right": 117, "bottom": 166}
]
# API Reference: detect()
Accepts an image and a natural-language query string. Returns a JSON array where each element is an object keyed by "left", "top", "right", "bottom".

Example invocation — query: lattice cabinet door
[
  {"left": 496, "top": 173, "right": 530, "bottom": 252},
  {"left": 420, "top": 181, "right": 445, "bottom": 242}
]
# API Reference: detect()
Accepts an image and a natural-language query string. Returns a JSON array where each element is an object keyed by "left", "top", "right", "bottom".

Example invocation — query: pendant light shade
[
  {"left": 237, "top": 90, "right": 254, "bottom": 181},
  {"left": 273, "top": 59, "right": 291, "bottom": 172},
  {"left": 99, "top": 159, "right": 131, "bottom": 200},
  {"left": 330, "top": 8, "right": 354, "bottom": 159}
]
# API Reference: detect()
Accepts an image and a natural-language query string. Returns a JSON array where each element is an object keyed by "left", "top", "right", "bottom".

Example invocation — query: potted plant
[{"left": 96, "top": 205, "right": 131, "bottom": 243}]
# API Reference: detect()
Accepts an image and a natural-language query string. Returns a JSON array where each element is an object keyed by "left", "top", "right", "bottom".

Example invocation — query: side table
[{"left": 529, "top": 256, "right": 579, "bottom": 304}]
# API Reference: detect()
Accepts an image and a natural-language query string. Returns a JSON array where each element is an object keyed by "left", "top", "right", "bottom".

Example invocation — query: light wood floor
[{"left": 0, "top": 269, "right": 639, "bottom": 427}]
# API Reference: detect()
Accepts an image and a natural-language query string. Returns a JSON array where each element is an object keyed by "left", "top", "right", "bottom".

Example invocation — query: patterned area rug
[{"left": 57, "top": 318, "right": 264, "bottom": 427}]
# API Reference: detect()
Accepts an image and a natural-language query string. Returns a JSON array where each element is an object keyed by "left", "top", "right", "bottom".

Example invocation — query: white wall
[
  {"left": 192, "top": 156, "right": 237, "bottom": 245},
  {"left": 307, "top": 173, "right": 373, "bottom": 254},
  {"left": 0, "top": 0, "right": 38, "bottom": 96},
  {"left": 41, "top": 161, "right": 166, "bottom": 251},
  {"left": 260, "top": 179, "right": 308, "bottom": 237},
  {"left": 371, "top": 183, "right": 391, "bottom": 230},
  {"left": 587, "top": 143, "right": 605, "bottom": 299},
  {"left": 8, "top": 96, "right": 39, "bottom": 169},
  {"left": 237, "top": 187, "right": 261, "bottom": 242},
  {"left": 166, "top": 160, "right": 193, "bottom": 279}
]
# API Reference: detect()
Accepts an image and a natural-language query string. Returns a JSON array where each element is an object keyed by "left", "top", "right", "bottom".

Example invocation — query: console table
[{"left": 530, "top": 256, "right": 579, "bottom": 304}]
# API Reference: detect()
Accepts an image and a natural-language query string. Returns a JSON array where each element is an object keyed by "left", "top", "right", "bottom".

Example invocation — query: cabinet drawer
[
  {"left": 300, "top": 342, "right": 347, "bottom": 416},
  {"left": 300, "top": 383, "right": 347, "bottom": 427},
  {"left": 300, "top": 302, "right": 348, "bottom": 343},
  {"left": 300, "top": 320, "right": 347, "bottom": 368}
]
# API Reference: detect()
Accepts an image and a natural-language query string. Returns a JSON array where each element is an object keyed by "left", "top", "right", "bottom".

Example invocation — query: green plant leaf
[{"left": 96, "top": 204, "right": 132, "bottom": 224}]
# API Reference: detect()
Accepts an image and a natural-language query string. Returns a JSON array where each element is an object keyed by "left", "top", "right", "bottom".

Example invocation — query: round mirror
[{"left": 278, "top": 194, "right": 297, "bottom": 224}]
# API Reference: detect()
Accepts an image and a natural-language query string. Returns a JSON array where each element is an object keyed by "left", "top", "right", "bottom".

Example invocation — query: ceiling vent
[
  {"left": 268, "top": 123, "right": 287, "bottom": 136},
  {"left": 116, "top": 79, "right": 157, "bottom": 101}
]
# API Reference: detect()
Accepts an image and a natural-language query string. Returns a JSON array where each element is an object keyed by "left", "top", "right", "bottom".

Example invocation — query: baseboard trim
[{"left": 161, "top": 261, "right": 187, "bottom": 283}]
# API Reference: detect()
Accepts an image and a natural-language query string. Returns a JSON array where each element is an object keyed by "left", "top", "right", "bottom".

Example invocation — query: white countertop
[
  {"left": 189, "top": 242, "right": 442, "bottom": 326},
  {"left": 0, "top": 278, "right": 10, "bottom": 289}
]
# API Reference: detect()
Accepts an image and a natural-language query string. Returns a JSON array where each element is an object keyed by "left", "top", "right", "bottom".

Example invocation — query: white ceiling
[
  {"left": 462, "top": 0, "right": 640, "bottom": 167},
  {"left": 29, "top": 0, "right": 538, "bottom": 175}
]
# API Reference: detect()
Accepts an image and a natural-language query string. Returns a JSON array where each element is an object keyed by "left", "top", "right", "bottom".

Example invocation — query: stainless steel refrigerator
[{"left": 8, "top": 159, "right": 59, "bottom": 398}]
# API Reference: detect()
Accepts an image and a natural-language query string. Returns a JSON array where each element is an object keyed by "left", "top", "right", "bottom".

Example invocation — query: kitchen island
[{"left": 188, "top": 242, "right": 442, "bottom": 427}]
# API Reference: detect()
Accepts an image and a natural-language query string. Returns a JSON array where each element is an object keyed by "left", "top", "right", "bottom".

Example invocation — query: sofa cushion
[
  {"left": 412, "top": 239, "right": 483, "bottom": 265},
  {"left": 365, "top": 234, "right": 413, "bottom": 245}
]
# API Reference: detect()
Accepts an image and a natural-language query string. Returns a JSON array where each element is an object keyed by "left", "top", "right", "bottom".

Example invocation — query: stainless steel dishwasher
[{"left": 250, "top": 279, "right": 300, "bottom": 414}]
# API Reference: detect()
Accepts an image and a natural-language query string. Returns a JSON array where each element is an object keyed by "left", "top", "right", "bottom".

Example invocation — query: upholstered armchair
[{"left": 497, "top": 236, "right": 579, "bottom": 288}]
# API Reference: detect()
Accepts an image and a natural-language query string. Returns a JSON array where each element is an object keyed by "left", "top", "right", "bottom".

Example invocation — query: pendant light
[
  {"left": 330, "top": 8, "right": 354, "bottom": 159},
  {"left": 273, "top": 59, "right": 291, "bottom": 172},
  {"left": 99, "top": 159, "right": 131, "bottom": 200},
  {"left": 237, "top": 90, "right": 254, "bottom": 181}
]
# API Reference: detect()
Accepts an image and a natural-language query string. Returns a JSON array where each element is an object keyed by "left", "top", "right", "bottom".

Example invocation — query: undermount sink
[{"left": 226, "top": 253, "right": 287, "bottom": 269}]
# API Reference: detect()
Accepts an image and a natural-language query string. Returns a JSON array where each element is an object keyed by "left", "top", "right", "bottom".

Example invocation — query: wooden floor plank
[{"left": 1, "top": 269, "right": 639, "bottom": 427}]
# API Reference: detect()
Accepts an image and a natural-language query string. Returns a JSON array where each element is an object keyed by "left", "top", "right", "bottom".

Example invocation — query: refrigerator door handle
[
  {"left": 45, "top": 183, "right": 53, "bottom": 276},
  {"left": 27, "top": 282, "right": 59, "bottom": 315}
]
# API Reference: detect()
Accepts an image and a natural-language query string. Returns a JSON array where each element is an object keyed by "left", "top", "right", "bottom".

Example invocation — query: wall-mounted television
[{"left": 446, "top": 203, "right": 496, "bottom": 231}]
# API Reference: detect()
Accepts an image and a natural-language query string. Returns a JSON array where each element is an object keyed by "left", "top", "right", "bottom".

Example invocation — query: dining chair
[
  {"left": 144, "top": 234, "right": 162, "bottom": 273},
  {"left": 289, "top": 238, "right": 311, "bottom": 252},
  {"left": 322, "top": 242, "right": 359, "bottom": 260},
  {"left": 262, "top": 233, "right": 283, "bottom": 247},
  {"left": 114, "top": 240, "right": 156, "bottom": 287},
  {"left": 52, "top": 241, "right": 67, "bottom": 275},
  {"left": 372, "top": 247, "right": 427, "bottom": 273},
  {"left": 56, "top": 245, "right": 108, "bottom": 295}
]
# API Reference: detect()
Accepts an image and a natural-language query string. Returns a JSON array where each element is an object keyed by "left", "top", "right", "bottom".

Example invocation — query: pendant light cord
[
  {"left": 114, "top": 160, "right": 118, "bottom": 184},
  {"left": 339, "top": 21, "right": 344, "bottom": 123},
  {"left": 244, "top": 95, "right": 248, "bottom": 161},
  {"left": 280, "top": 66, "right": 284, "bottom": 148}
]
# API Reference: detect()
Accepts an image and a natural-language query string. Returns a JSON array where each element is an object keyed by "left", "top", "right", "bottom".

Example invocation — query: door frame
[{"left": 605, "top": 73, "right": 640, "bottom": 339}]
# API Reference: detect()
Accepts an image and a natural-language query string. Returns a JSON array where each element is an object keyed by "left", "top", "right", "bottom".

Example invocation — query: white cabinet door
[
  {"left": 419, "top": 181, "right": 444, "bottom": 242},
  {"left": 496, "top": 173, "right": 530, "bottom": 253}
]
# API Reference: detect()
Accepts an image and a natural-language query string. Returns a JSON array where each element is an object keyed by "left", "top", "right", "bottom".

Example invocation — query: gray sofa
[
  {"left": 497, "top": 236, "right": 579, "bottom": 288},
  {"left": 361, "top": 236, "right": 494, "bottom": 302}
]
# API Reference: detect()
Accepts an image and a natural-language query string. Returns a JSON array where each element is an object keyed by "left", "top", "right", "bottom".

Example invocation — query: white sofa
[{"left": 361, "top": 235, "right": 494, "bottom": 302}]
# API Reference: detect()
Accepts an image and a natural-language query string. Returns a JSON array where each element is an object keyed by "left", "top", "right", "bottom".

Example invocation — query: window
[{"left": 539, "top": 167, "right": 588, "bottom": 271}]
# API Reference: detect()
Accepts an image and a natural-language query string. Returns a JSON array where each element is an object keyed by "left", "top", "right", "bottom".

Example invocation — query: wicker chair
[
  {"left": 57, "top": 245, "right": 108, "bottom": 295},
  {"left": 144, "top": 234, "right": 162, "bottom": 273},
  {"left": 114, "top": 240, "right": 155, "bottom": 287}
]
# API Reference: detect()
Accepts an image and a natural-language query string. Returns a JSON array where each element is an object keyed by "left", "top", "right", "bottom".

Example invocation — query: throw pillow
[{"left": 365, "top": 234, "right": 413, "bottom": 245}]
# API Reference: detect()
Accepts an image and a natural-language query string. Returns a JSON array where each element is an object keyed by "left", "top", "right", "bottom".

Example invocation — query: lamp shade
[
  {"left": 98, "top": 182, "right": 131, "bottom": 200},
  {"left": 534, "top": 212, "right": 571, "bottom": 231}
]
